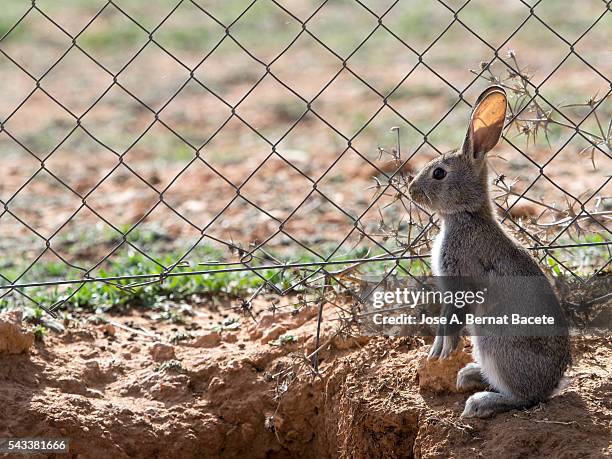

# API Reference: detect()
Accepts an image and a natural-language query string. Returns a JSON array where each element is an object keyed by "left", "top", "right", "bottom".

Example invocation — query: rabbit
[{"left": 407, "top": 85, "right": 571, "bottom": 418}]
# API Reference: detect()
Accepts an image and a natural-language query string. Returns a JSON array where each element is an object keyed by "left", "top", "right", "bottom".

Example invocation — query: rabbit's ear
[{"left": 462, "top": 86, "right": 507, "bottom": 162}]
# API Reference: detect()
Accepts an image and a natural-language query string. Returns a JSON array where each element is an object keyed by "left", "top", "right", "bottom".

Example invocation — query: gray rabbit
[{"left": 408, "top": 86, "right": 570, "bottom": 418}]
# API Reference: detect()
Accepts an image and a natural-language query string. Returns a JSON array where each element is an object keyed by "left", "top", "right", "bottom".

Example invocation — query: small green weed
[
  {"left": 269, "top": 333, "right": 297, "bottom": 346},
  {"left": 32, "top": 324, "right": 48, "bottom": 341},
  {"left": 156, "top": 359, "right": 183, "bottom": 373},
  {"left": 212, "top": 316, "right": 240, "bottom": 332},
  {"left": 169, "top": 331, "right": 193, "bottom": 344}
]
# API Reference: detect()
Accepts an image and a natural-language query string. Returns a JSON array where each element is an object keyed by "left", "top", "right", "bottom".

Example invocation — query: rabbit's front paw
[
  {"left": 439, "top": 335, "right": 459, "bottom": 359},
  {"left": 457, "top": 363, "right": 487, "bottom": 391},
  {"left": 427, "top": 335, "right": 443, "bottom": 360},
  {"left": 428, "top": 335, "right": 459, "bottom": 360}
]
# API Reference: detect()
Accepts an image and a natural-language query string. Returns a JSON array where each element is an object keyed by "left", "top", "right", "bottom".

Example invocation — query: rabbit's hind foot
[{"left": 461, "top": 391, "right": 522, "bottom": 418}]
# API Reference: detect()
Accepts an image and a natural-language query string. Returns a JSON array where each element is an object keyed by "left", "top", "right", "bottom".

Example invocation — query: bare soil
[{"left": 1, "top": 301, "right": 610, "bottom": 458}]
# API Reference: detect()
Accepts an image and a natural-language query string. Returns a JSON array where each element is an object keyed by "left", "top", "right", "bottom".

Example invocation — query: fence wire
[{"left": 0, "top": 0, "right": 610, "bottom": 317}]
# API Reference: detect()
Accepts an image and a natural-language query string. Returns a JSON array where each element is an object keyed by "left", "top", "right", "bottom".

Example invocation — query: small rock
[
  {"left": 0, "top": 310, "right": 34, "bottom": 354},
  {"left": 208, "top": 376, "right": 225, "bottom": 393},
  {"left": 100, "top": 323, "right": 116, "bottom": 337},
  {"left": 261, "top": 325, "right": 287, "bottom": 344},
  {"left": 223, "top": 332, "right": 238, "bottom": 343},
  {"left": 150, "top": 343, "right": 176, "bottom": 362},
  {"left": 248, "top": 327, "right": 263, "bottom": 341},
  {"left": 191, "top": 331, "right": 221, "bottom": 348},
  {"left": 333, "top": 336, "right": 370, "bottom": 350},
  {"left": 255, "top": 312, "right": 277, "bottom": 329}
]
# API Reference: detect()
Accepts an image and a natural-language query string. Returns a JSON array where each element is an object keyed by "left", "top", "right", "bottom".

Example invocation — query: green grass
[
  {"left": 545, "top": 233, "right": 611, "bottom": 278},
  {"left": 0, "top": 228, "right": 433, "bottom": 315},
  {"left": 0, "top": 7, "right": 30, "bottom": 41},
  {"left": 0, "top": 0, "right": 605, "bottom": 156},
  {"left": 0, "top": 228, "right": 606, "bottom": 320},
  {"left": 79, "top": 26, "right": 147, "bottom": 53},
  {"left": 1, "top": 0, "right": 607, "bottom": 62},
  {"left": 0, "top": 248, "right": 271, "bottom": 313}
]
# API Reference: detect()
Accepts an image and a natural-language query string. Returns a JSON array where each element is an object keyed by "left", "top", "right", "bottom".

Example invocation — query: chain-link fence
[{"left": 0, "top": 0, "right": 610, "bottom": 319}]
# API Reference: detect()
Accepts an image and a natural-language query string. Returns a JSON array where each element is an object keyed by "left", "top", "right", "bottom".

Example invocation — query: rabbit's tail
[{"left": 550, "top": 376, "right": 572, "bottom": 398}]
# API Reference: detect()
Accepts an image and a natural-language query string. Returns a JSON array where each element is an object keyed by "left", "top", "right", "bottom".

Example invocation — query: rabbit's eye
[{"left": 433, "top": 168, "right": 447, "bottom": 180}]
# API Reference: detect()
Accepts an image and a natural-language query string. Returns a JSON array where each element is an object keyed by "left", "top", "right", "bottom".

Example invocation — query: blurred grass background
[{"left": 0, "top": 0, "right": 609, "bottom": 311}]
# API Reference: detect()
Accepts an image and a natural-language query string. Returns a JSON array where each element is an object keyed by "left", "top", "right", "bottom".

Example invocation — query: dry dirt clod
[
  {"left": 261, "top": 325, "right": 287, "bottom": 344},
  {"left": 223, "top": 332, "right": 239, "bottom": 343},
  {"left": 248, "top": 327, "right": 263, "bottom": 341},
  {"left": 0, "top": 310, "right": 35, "bottom": 354},
  {"left": 150, "top": 342, "right": 176, "bottom": 362},
  {"left": 417, "top": 343, "right": 473, "bottom": 393},
  {"left": 255, "top": 312, "right": 277, "bottom": 329},
  {"left": 100, "top": 323, "right": 116, "bottom": 337},
  {"left": 190, "top": 331, "right": 221, "bottom": 348}
]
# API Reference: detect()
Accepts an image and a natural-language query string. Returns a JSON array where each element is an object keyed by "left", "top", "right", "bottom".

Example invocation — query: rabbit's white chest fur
[{"left": 431, "top": 223, "right": 445, "bottom": 276}]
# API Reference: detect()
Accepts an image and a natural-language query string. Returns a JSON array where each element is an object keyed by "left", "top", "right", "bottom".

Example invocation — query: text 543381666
[{"left": 0, "top": 438, "right": 69, "bottom": 454}]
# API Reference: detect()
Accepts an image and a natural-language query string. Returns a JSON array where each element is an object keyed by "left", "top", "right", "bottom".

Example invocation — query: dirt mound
[
  {"left": 0, "top": 310, "right": 34, "bottom": 354},
  {"left": 0, "top": 302, "right": 609, "bottom": 458}
]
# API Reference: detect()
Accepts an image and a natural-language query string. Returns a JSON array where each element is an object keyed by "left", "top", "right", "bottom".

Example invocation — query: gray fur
[
  {"left": 462, "top": 391, "right": 522, "bottom": 418},
  {"left": 456, "top": 362, "right": 488, "bottom": 392},
  {"left": 409, "top": 85, "right": 571, "bottom": 418}
]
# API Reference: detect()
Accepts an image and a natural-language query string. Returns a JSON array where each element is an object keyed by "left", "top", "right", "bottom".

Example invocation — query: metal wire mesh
[{"left": 0, "top": 0, "right": 609, "bottom": 316}]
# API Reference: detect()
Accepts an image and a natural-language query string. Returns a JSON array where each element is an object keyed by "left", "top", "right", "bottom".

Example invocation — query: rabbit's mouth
[{"left": 408, "top": 185, "right": 433, "bottom": 208}]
